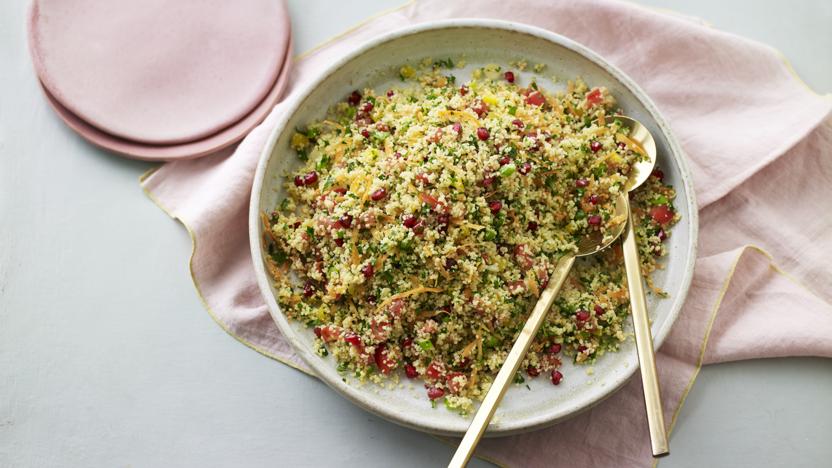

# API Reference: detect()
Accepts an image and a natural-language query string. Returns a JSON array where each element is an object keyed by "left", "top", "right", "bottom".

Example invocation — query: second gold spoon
[{"left": 614, "top": 116, "right": 669, "bottom": 457}]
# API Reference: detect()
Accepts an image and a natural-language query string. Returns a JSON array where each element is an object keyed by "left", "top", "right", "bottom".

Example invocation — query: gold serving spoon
[
  {"left": 614, "top": 115, "right": 669, "bottom": 457},
  {"left": 449, "top": 196, "right": 628, "bottom": 468}
]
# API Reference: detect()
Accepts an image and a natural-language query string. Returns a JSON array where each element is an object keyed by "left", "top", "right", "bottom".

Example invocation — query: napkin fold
[{"left": 140, "top": 0, "right": 832, "bottom": 466}]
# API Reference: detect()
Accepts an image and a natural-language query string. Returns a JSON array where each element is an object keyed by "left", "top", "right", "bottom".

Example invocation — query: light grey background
[{"left": 1, "top": 1, "right": 830, "bottom": 467}]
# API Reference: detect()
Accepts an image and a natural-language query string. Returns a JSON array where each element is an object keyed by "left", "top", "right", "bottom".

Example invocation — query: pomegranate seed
[
  {"left": 437, "top": 213, "right": 450, "bottom": 226},
  {"left": 594, "top": 305, "right": 605, "bottom": 317},
  {"left": 587, "top": 215, "right": 602, "bottom": 226},
  {"left": 550, "top": 370, "right": 563, "bottom": 385},
  {"left": 527, "top": 366, "right": 540, "bottom": 377},
  {"left": 658, "top": 228, "right": 667, "bottom": 241},
  {"left": 576, "top": 309, "right": 590, "bottom": 321},
  {"left": 360, "top": 128, "right": 370, "bottom": 138},
  {"left": 303, "top": 281, "right": 315, "bottom": 297},
  {"left": 480, "top": 176, "right": 495, "bottom": 187},
  {"left": 386, "top": 90, "right": 395, "bottom": 97},
  {"left": 652, "top": 169, "right": 665, "bottom": 181},
  {"left": 617, "top": 142, "right": 627, "bottom": 150},
  {"left": 512, "top": 119, "right": 525, "bottom": 129},
  {"left": 334, "top": 238, "right": 344, "bottom": 247},
  {"left": 347, "top": 90, "right": 361, "bottom": 106},
  {"left": 293, "top": 175, "right": 304, "bottom": 187},
  {"left": 402, "top": 337, "right": 413, "bottom": 348},
  {"left": 548, "top": 343, "right": 562, "bottom": 354},
  {"left": 376, "top": 122, "right": 389, "bottom": 132},
  {"left": 519, "top": 162, "right": 532, "bottom": 175},
  {"left": 338, "top": 214, "right": 353, "bottom": 229},
  {"left": 577, "top": 345, "right": 588, "bottom": 353},
  {"left": 589, "top": 194, "right": 599, "bottom": 205},
  {"left": 394, "top": 151, "right": 403, "bottom": 159},
  {"left": 362, "top": 101, "right": 374, "bottom": 113},
  {"left": 504, "top": 71, "right": 516, "bottom": 83},
  {"left": 332, "top": 187, "right": 347, "bottom": 195},
  {"left": 403, "top": 215, "right": 418, "bottom": 228},
  {"left": 459, "top": 85, "right": 469, "bottom": 96},
  {"left": 489, "top": 200, "right": 503, "bottom": 214},
  {"left": 477, "top": 127, "right": 490, "bottom": 140},
  {"left": 361, "top": 264, "right": 374, "bottom": 279},
  {"left": 426, "top": 361, "right": 445, "bottom": 381},
  {"left": 370, "top": 188, "right": 387, "bottom": 201},
  {"left": 650, "top": 205, "right": 674, "bottom": 225},
  {"left": 575, "top": 178, "right": 589, "bottom": 188},
  {"left": 344, "top": 332, "right": 361, "bottom": 347},
  {"left": 313, "top": 326, "right": 322, "bottom": 338},
  {"left": 445, "top": 257, "right": 457, "bottom": 269},
  {"left": 452, "top": 122, "right": 462, "bottom": 136},
  {"left": 405, "top": 364, "right": 418, "bottom": 378},
  {"left": 303, "top": 171, "right": 319, "bottom": 186},
  {"left": 527, "top": 221, "right": 539, "bottom": 232},
  {"left": 427, "top": 387, "right": 445, "bottom": 400},
  {"left": 499, "top": 155, "right": 511, "bottom": 166},
  {"left": 590, "top": 140, "right": 602, "bottom": 152}
]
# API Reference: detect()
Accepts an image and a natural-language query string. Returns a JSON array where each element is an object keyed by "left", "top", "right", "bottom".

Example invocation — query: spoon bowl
[{"left": 614, "top": 115, "right": 658, "bottom": 191}]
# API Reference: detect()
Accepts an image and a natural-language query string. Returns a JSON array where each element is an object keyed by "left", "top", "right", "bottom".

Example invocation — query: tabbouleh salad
[{"left": 261, "top": 59, "right": 679, "bottom": 414}]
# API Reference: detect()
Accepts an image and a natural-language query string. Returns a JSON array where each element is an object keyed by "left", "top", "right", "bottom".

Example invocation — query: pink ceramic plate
[
  {"left": 38, "top": 36, "right": 293, "bottom": 161},
  {"left": 29, "top": 0, "right": 291, "bottom": 145}
]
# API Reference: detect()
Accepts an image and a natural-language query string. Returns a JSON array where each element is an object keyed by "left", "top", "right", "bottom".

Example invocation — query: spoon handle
[
  {"left": 622, "top": 198, "right": 669, "bottom": 457},
  {"left": 449, "top": 254, "right": 576, "bottom": 468}
]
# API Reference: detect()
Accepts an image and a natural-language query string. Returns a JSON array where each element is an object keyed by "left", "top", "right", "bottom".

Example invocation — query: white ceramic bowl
[{"left": 250, "top": 20, "right": 698, "bottom": 437}]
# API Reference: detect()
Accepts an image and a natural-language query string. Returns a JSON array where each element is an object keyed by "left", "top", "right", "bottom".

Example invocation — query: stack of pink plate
[{"left": 28, "top": 0, "right": 292, "bottom": 161}]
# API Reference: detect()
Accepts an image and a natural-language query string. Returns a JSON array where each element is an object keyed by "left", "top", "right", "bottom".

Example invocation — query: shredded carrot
[
  {"left": 375, "top": 286, "right": 442, "bottom": 313},
  {"left": 460, "top": 339, "right": 478, "bottom": 358},
  {"left": 260, "top": 212, "right": 279, "bottom": 244},
  {"left": 615, "top": 133, "right": 646, "bottom": 156}
]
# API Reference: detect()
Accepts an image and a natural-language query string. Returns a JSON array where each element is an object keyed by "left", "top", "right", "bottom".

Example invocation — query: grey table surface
[{"left": 1, "top": 1, "right": 831, "bottom": 467}]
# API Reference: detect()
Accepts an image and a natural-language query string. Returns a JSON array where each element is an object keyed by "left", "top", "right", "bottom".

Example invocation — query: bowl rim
[{"left": 249, "top": 18, "right": 699, "bottom": 437}]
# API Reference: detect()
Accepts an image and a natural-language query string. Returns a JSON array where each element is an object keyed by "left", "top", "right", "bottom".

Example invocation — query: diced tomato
[
  {"left": 318, "top": 326, "right": 340, "bottom": 343},
  {"left": 525, "top": 91, "right": 545, "bottom": 106},
  {"left": 472, "top": 101, "right": 489, "bottom": 118},
  {"left": 534, "top": 263, "right": 549, "bottom": 286},
  {"left": 419, "top": 192, "right": 447, "bottom": 213},
  {"left": 419, "top": 192, "right": 439, "bottom": 208},
  {"left": 371, "top": 318, "right": 391, "bottom": 341},
  {"left": 343, "top": 332, "right": 365, "bottom": 354},
  {"left": 514, "top": 244, "right": 534, "bottom": 271},
  {"left": 388, "top": 299, "right": 406, "bottom": 317},
  {"left": 586, "top": 88, "right": 603, "bottom": 106},
  {"left": 650, "top": 205, "right": 674, "bottom": 225},
  {"left": 425, "top": 361, "right": 446, "bottom": 382},
  {"left": 508, "top": 280, "right": 526, "bottom": 295},
  {"left": 446, "top": 372, "right": 466, "bottom": 394},
  {"left": 373, "top": 344, "right": 397, "bottom": 374}
]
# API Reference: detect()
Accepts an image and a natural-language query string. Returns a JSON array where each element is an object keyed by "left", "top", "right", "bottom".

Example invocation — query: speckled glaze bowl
[{"left": 250, "top": 20, "right": 698, "bottom": 437}]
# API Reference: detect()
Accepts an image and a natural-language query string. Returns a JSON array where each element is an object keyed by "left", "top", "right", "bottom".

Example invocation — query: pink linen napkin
[{"left": 140, "top": 0, "right": 832, "bottom": 466}]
